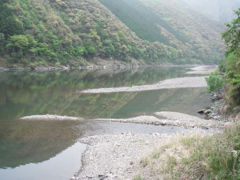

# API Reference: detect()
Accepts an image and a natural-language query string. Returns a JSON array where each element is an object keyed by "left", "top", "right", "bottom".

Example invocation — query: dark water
[{"left": 0, "top": 66, "right": 211, "bottom": 180}]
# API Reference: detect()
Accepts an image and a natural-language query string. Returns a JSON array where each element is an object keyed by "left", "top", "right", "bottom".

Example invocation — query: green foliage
[
  {"left": 0, "top": 0, "right": 225, "bottom": 66},
  {"left": 99, "top": 0, "right": 225, "bottom": 64},
  {"left": 7, "top": 35, "right": 29, "bottom": 49},
  {"left": 133, "top": 174, "right": 144, "bottom": 180},
  {"left": 0, "top": 0, "right": 24, "bottom": 37},
  {"left": 225, "top": 53, "right": 240, "bottom": 105},
  {"left": 222, "top": 9, "right": 240, "bottom": 105},
  {"left": 205, "top": 71, "right": 224, "bottom": 93},
  {"left": 165, "top": 123, "right": 240, "bottom": 180},
  {"left": 222, "top": 8, "right": 240, "bottom": 55},
  {"left": 218, "top": 59, "right": 225, "bottom": 72},
  {"left": 99, "top": 0, "right": 174, "bottom": 45}
]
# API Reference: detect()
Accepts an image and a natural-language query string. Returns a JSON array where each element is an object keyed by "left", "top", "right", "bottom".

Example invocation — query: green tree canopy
[
  {"left": 222, "top": 9, "right": 240, "bottom": 55},
  {"left": 7, "top": 35, "right": 29, "bottom": 49},
  {"left": 222, "top": 8, "right": 240, "bottom": 106}
]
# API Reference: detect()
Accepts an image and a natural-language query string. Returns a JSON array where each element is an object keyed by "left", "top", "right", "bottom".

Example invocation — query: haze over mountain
[
  {"left": 0, "top": 0, "right": 227, "bottom": 67},
  {"left": 179, "top": 0, "right": 240, "bottom": 22}
]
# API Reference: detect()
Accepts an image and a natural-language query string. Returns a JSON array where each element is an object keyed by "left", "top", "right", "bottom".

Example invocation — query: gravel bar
[
  {"left": 73, "top": 127, "right": 219, "bottom": 180},
  {"left": 79, "top": 76, "right": 208, "bottom": 94},
  {"left": 20, "top": 114, "right": 84, "bottom": 121}
]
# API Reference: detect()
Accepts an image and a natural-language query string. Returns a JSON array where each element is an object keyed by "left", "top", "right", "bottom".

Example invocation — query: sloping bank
[{"left": 72, "top": 112, "right": 227, "bottom": 180}]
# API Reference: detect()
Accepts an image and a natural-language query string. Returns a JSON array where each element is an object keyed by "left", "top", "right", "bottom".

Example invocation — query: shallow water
[
  {"left": 0, "top": 66, "right": 211, "bottom": 180},
  {"left": 0, "top": 142, "right": 86, "bottom": 180}
]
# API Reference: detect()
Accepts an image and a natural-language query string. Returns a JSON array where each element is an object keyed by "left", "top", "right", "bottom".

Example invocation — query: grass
[
  {"left": 133, "top": 174, "right": 144, "bottom": 180},
  {"left": 139, "top": 157, "right": 149, "bottom": 168},
  {"left": 134, "top": 121, "right": 240, "bottom": 180}
]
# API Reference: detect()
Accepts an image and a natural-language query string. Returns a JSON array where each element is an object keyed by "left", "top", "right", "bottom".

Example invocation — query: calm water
[{"left": 0, "top": 66, "right": 211, "bottom": 180}]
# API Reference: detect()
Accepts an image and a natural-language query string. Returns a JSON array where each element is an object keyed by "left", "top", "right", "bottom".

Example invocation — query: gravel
[
  {"left": 185, "top": 66, "right": 218, "bottom": 74},
  {"left": 20, "top": 114, "right": 84, "bottom": 121},
  {"left": 74, "top": 133, "right": 170, "bottom": 180},
  {"left": 95, "top": 112, "right": 225, "bottom": 129},
  {"left": 73, "top": 127, "right": 219, "bottom": 180},
  {"left": 71, "top": 111, "right": 225, "bottom": 180},
  {"left": 79, "top": 76, "right": 208, "bottom": 93}
]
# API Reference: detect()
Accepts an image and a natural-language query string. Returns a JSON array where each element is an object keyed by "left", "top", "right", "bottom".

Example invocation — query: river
[{"left": 0, "top": 66, "right": 212, "bottom": 180}]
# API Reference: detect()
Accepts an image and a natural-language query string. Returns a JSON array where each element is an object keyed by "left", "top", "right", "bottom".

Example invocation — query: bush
[
  {"left": 224, "top": 53, "right": 240, "bottom": 105},
  {"left": 174, "top": 123, "right": 240, "bottom": 180},
  {"left": 205, "top": 71, "right": 224, "bottom": 93}
]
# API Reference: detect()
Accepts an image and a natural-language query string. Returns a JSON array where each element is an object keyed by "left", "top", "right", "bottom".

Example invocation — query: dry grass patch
[{"left": 134, "top": 122, "right": 240, "bottom": 180}]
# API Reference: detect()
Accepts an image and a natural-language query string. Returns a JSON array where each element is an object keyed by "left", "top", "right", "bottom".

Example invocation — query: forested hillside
[
  {"left": 179, "top": 0, "right": 240, "bottom": 22},
  {"left": 0, "top": 0, "right": 226, "bottom": 68},
  {"left": 100, "top": 0, "right": 226, "bottom": 64}
]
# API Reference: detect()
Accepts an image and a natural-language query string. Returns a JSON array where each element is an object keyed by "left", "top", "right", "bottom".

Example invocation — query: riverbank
[
  {"left": 70, "top": 65, "right": 233, "bottom": 180},
  {"left": 0, "top": 62, "right": 215, "bottom": 72},
  {"left": 75, "top": 129, "right": 219, "bottom": 180},
  {"left": 20, "top": 111, "right": 225, "bottom": 129}
]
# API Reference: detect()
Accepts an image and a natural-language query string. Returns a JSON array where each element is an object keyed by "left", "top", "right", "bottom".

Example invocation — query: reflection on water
[
  {"left": 0, "top": 66, "right": 188, "bottom": 119},
  {"left": 0, "top": 66, "right": 211, "bottom": 179},
  {"left": 112, "top": 88, "right": 211, "bottom": 118},
  {"left": 0, "top": 120, "right": 82, "bottom": 168},
  {"left": 0, "top": 142, "right": 86, "bottom": 180}
]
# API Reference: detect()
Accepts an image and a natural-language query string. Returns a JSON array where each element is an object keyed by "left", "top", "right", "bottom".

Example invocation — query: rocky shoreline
[
  {"left": 20, "top": 110, "right": 229, "bottom": 179},
  {"left": 0, "top": 64, "right": 149, "bottom": 72},
  {"left": 0, "top": 64, "right": 215, "bottom": 72},
  {"left": 71, "top": 112, "right": 227, "bottom": 180},
  {"left": 20, "top": 111, "right": 226, "bottom": 129},
  {"left": 73, "top": 127, "right": 221, "bottom": 180},
  {"left": 75, "top": 133, "right": 177, "bottom": 180},
  {"left": 94, "top": 111, "right": 225, "bottom": 129},
  {"left": 0, "top": 64, "right": 161, "bottom": 72}
]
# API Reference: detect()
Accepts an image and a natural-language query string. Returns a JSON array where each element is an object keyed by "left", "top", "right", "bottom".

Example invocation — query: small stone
[
  {"left": 198, "top": 109, "right": 205, "bottom": 113},
  {"left": 204, "top": 109, "right": 211, "bottom": 114}
]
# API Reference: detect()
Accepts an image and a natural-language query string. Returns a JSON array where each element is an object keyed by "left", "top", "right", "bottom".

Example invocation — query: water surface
[{"left": 0, "top": 66, "right": 211, "bottom": 179}]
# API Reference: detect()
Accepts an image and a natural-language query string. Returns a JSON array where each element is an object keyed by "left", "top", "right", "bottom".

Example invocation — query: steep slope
[
  {"left": 99, "top": 0, "right": 226, "bottom": 64},
  {"left": 0, "top": 0, "right": 225, "bottom": 67},
  {"left": 0, "top": 0, "right": 182, "bottom": 67},
  {"left": 98, "top": 0, "right": 186, "bottom": 45},
  {"left": 179, "top": 0, "right": 240, "bottom": 23}
]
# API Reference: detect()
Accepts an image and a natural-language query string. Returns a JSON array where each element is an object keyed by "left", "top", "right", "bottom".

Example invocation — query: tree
[
  {"left": 205, "top": 72, "right": 224, "bottom": 93},
  {"left": 222, "top": 9, "right": 240, "bottom": 105},
  {"left": 0, "top": 1, "right": 24, "bottom": 37},
  {"left": 0, "top": 33, "right": 5, "bottom": 55},
  {"left": 6, "top": 35, "right": 29, "bottom": 57},
  {"left": 222, "top": 9, "right": 240, "bottom": 55}
]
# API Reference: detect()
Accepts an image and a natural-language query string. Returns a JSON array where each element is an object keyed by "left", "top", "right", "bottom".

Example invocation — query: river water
[{"left": 0, "top": 66, "right": 211, "bottom": 180}]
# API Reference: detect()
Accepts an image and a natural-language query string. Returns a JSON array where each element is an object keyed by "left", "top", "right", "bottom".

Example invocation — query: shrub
[
  {"left": 163, "top": 122, "right": 240, "bottom": 180},
  {"left": 205, "top": 71, "right": 224, "bottom": 93}
]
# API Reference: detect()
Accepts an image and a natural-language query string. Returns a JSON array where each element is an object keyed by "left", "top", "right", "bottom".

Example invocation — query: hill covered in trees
[
  {"left": 0, "top": 0, "right": 226, "bottom": 68},
  {"left": 100, "top": 0, "right": 225, "bottom": 64}
]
